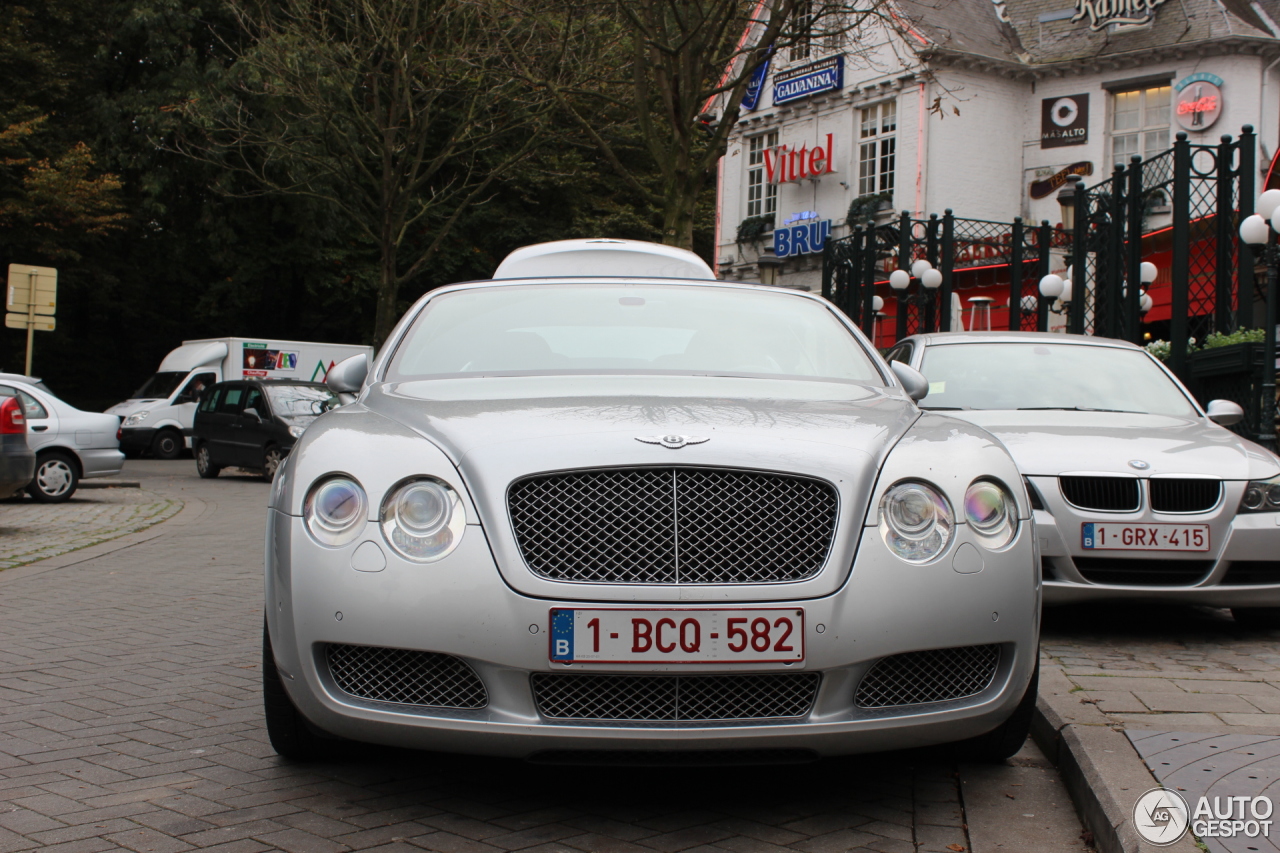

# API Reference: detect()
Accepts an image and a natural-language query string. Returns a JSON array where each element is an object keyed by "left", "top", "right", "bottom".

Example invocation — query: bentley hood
[
  {"left": 946, "top": 409, "right": 1280, "bottom": 480},
  {"left": 370, "top": 375, "right": 917, "bottom": 484}
]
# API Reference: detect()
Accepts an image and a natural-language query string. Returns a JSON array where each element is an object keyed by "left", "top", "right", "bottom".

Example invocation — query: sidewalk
[
  {"left": 0, "top": 486, "right": 182, "bottom": 570},
  {"left": 1038, "top": 605, "right": 1280, "bottom": 853}
]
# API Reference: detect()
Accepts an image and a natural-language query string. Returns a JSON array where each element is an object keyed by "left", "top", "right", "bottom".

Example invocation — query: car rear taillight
[{"left": 0, "top": 397, "right": 25, "bottom": 434}]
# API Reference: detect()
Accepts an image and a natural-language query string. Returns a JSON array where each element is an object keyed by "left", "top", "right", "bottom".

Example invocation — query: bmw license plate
[
  {"left": 549, "top": 608, "right": 805, "bottom": 663},
  {"left": 1081, "top": 522, "right": 1209, "bottom": 551}
]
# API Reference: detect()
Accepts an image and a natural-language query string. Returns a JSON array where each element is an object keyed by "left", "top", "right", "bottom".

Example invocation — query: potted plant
[
  {"left": 1187, "top": 328, "right": 1266, "bottom": 378},
  {"left": 846, "top": 191, "right": 893, "bottom": 227},
  {"left": 736, "top": 214, "right": 774, "bottom": 246}
]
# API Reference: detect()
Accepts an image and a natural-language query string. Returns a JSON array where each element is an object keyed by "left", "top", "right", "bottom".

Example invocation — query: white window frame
[
  {"left": 1110, "top": 84, "right": 1171, "bottom": 169},
  {"left": 858, "top": 101, "right": 896, "bottom": 197},
  {"left": 746, "top": 131, "right": 779, "bottom": 218}
]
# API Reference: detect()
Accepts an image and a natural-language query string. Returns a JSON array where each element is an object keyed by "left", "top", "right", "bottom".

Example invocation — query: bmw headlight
[
  {"left": 381, "top": 478, "right": 466, "bottom": 562},
  {"left": 288, "top": 424, "right": 306, "bottom": 438},
  {"left": 879, "top": 481, "right": 954, "bottom": 563},
  {"left": 964, "top": 479, "right": 1017, "bottom": 549},
  {"left": 1240, "top": 475, "right": 1280, "bottom": 512},
  {"left": 303, "top": 476, "right": 368, "bottom": 547},
  {"left": 123, "top": 411, "right": 150, "bottom": 427}
]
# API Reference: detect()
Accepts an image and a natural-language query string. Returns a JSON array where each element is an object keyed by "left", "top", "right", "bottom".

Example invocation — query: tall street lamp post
[{"left": 1238, "top": 189, "right": 1280, "bottom": 448}]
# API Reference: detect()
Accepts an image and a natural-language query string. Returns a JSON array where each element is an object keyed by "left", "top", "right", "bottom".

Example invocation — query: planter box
[{"left": 1187, "top": 342, "right": 1264, "bottom": 379}]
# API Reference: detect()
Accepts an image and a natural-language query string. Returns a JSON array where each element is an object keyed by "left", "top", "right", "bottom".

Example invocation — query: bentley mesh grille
[
  {"left": 531, "top": 672, "right": 821, "bottom": 722},
  {"left": 1149, "top": 479, "right": 1221, "bottom": 513},
  {"left": 508, "top": 467, "right": 838, "bottom": 584},
  {"left": 855, "top": 645, "right": 1000, "bottom": 708},
  {"left": 326, "top": 644, "right": 487, "bottom": 709},
  {"left": 1059, "top": 476, "right": 1140, "bottom": 512}
]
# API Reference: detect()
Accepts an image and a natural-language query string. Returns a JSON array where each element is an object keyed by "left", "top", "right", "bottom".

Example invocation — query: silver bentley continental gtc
[
  {"left": 263, "top": 240, "right": 1041, "bottom": 763},
  {"left": 888, "top": 331, "right": 1280, "bottom": 626}
]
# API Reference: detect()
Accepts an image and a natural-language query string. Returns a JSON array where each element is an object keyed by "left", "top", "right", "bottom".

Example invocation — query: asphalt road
[{"left": 0, "top": 460, "right": 1088, "bottom": 853}]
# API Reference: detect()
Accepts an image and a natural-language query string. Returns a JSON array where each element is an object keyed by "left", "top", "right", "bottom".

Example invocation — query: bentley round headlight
[
  {"left": 304, "top": 476, "right": 367, "bottom": 546},
  {"left": 381, "top": 478, "right": 466, "bottom": 562},
  {"left": 880, "top": 481, "right": 953, "bottom": 563},
  {"left": 964, "top": 479, "right": 1017, "bottom": 550}
]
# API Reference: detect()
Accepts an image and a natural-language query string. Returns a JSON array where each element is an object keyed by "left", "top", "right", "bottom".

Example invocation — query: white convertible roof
[{"left": 491, "top": 239, "right": 716, "bottom": 280}]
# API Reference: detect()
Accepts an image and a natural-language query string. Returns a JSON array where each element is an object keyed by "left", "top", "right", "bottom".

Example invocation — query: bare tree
[
  {"left": 179, "top": 0, "right": 559, "bottom": 344},
  {"left": 525, "top": 1, "right": 890, "bottom": 251}
]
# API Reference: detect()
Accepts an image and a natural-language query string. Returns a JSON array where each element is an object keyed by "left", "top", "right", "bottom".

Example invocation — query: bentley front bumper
[{"left": 265, "top": 508, "right": 1039, "bottom": 759}]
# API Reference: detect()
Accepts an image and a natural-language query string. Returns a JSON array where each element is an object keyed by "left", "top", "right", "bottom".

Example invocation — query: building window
[
  {"left": 746, "top": 132, "right": 779, "bottom": 218},
  {"left": 858, "top": 101, "right": 896, "bottom": 196},
  {"left": 789, "top": 0, "right": 812, "bottom": 62},
  {"left": 1111, "top": 85, "right": 1170, "bottom": 168}
]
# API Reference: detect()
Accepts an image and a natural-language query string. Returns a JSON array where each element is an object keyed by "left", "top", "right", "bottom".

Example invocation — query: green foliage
[
  {"left": 1200, "top": 328, "right": 1266, "bottom": 349},
  {"left": 1145, "top": 339, "right": 1171, "bottom": 361},
  {"left": 847, "top": 191, "right": 892, "bottom": 226},
  {"left": 736, "top": 214, "right": 774, "bottom": 245}
]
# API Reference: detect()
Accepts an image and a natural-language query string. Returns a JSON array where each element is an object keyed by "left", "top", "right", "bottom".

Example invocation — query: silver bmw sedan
[
  {"left": 263, "top": 240, "right": 1040, "bottom": 763},
  {"left": 889, "top": 331, "right": 1280, "bottom": 626}
]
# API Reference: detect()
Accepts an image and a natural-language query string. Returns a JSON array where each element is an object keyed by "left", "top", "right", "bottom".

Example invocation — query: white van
[{"left": 108, "top": 337, "right": 372, "bottom": 458}]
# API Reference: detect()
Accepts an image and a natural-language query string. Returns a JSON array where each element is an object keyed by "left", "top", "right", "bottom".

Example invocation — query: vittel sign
[{"left": 764, "top": 133, "right": 837, "bottom": 185}]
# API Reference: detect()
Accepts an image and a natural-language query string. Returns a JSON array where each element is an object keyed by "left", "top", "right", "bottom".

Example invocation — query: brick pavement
[
  {"left": 0, "top": 488, "right": 181, "bottom": 570},
  {"left": 1043, "top": 604, "right": 1280, "bottom": 852},
  {"left": 0, "top": 465, "right": 1077, "bottom": 853},
  {"left": 1042, "top": 605, "right": 1280, "bottom": 734}
]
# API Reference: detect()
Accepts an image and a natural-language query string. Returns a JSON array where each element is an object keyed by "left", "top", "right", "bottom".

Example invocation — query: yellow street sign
[
  {"left": 6, "top": 265, "right": 57, "bottom": 316},
  {"left": 5, "top": 313, "right": 54, "bottom": 331}
]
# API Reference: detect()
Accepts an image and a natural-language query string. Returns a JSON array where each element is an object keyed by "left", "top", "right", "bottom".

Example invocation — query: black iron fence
[
  {"left": 821, "top": 211, "right": 1058, "bottom": 339},
  {"left": 822, "top": 125, "right": 1275, "bottom": 446}
]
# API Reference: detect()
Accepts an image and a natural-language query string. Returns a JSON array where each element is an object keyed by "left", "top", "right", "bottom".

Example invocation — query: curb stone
[{"left": 1033, "top": 665, "right": 1202, "bottom": 853}]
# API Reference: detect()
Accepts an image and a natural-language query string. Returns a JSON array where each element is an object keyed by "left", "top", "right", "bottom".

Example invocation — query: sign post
[{"left": 5, "top": 265, "right": 57, "bottom": 376}]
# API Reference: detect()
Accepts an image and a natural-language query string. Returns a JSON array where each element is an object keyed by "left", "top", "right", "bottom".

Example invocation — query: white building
[{"left": 717, "top": 0, "right": 1280, "bottom": 290}]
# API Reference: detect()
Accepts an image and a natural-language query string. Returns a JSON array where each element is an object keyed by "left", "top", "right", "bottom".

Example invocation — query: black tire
[
  {"left": 954, "top": 655, "right": 1039, "bottom": 763},
  {"left": 261, "top": 445, "right": 284, "bottom": 482},
  {"left": 1233, "top": 607, "right": 1280, "bottom": 630},
  {"left": 195, "top": 443, "right": 221, "bottom": 479},
  {"left": 262, "top": 623, "right": 336, "bottom": 761},
  {"left": 152, "top": 429, "right": 183, "bottom": 460},
  {"left": 27, "top": 451, "right": 79, "bottom": 503}
]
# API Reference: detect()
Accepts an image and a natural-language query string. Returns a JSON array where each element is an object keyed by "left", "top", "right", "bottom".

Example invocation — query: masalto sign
[
  {"left": 1072, "top": 0, "right": 1169, "bottom": 30},
  {"left": 773, "top": 56, "right": 844, "bottom": 105}
]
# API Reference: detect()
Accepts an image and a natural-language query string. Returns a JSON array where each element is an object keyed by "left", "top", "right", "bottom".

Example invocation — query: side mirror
[
  {"left": 890, "top": 361, "right": 929, "bottom": 402},
  {"left": 1206, "top": 399, "right": 1244, "bottom": 426},
  {"left": 243, "top": 408, "right": 262, "bottom": 422},
  {"left": 327, "top": 353, "right": 369, "bottom": 404}
]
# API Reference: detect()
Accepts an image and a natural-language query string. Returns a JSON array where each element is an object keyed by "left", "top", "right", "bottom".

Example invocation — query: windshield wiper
[
  {"left": 920, "top": 405, "right": 967, "bottom": 410},
  {"left": 1017, "top": 406, "right": 1141, "bottom": 414}
]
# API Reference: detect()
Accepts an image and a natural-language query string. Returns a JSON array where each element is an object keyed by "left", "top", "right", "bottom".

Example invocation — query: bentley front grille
[
  {"left": 1059, "top": 476, "right": 1140, "bottom": 512},
  {"left": 1149, "top": 479, "right": 1221, "bottom": 513},
  {"left": 531, "top": 672, "right": 821, "bottom": 722},
  {"left": 855, "top": 645, "right": 1000, "bottom": 708},
  {"left": 326, "top": 644, "right": 488, "bottom": 709},
  {"left": 508, "top": 467, "right": 838, "bottom": 584}
]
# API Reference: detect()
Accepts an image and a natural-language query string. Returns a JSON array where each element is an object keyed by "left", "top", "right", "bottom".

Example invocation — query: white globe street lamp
[
  {"left": 889, "top": 269, "right": 911, "bottom": 290},
  {"left": 1038, "top": 274, "right": 1064, "bottom": 299},
  {"left": 921, "top": 268, "right": 943, "bottom": 290}
]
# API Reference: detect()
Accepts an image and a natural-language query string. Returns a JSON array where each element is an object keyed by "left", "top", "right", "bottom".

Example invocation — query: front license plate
[
  {"left": 549, "top": 608, "right": 804, "bottom": 663},
  {"left": 1081, "top": 522, "right": 1210, "bottom": 551}
]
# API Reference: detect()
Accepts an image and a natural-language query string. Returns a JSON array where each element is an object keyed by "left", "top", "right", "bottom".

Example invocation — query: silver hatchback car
[
  {"left": 263, "top": 241, "right": 1040, "bottom": 764},
  {"left": 0, "top": 373, "right": 123, "bottom": 502},
  {"left": 888, "top": 332, "right": 1280, "bottom": 626}
]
